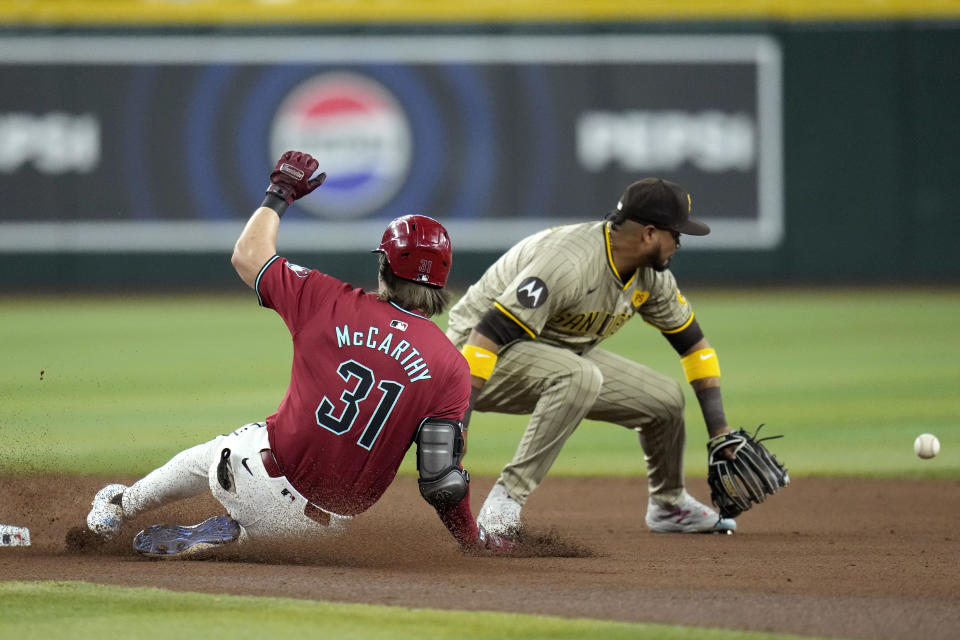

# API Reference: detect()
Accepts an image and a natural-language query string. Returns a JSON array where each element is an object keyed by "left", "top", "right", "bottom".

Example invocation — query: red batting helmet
[{"left": 374, "top": 215, "right": 452, "bottom": 287}]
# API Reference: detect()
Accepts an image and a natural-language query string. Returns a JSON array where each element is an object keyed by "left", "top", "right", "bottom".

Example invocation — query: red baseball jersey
[{"left": 255, "top": 255, "right": 471, "bottom": 515}]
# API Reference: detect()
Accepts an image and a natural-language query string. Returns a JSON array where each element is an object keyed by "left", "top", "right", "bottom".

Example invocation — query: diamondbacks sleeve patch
[{"left": 286, "top": 262, "right": 311, "bottom": 278}]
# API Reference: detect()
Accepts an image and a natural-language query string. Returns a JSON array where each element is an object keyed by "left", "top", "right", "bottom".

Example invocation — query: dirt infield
[{"left": 2, "top": 474, "right": 958, "bottom": 639}]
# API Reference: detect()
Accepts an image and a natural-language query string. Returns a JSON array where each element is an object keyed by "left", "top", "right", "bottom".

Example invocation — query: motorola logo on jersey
[
  {"left": 270, "top": 72, "right": 412, "bottom": 219},
  {"left": 516, "top": 277, "right": 548, "bottom": 309}
]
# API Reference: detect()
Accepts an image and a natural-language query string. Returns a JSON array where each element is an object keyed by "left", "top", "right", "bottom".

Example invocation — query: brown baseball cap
[{"left": 615, "top": 178, "right": 711, "bottom": 236}]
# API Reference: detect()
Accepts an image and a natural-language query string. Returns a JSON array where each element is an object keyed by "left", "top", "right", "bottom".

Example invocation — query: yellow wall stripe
[{"left": 3, "top": 1, "right": 960, "bottom": 25}]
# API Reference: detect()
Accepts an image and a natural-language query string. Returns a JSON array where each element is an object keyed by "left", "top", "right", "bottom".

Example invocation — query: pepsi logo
[{"left": 270, "top": 72, "right": 412, "bottom": 219}]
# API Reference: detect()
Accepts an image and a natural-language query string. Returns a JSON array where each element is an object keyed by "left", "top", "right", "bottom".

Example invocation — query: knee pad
[{"left": 416, "top": 418, "right": 469, "bottom": 509}]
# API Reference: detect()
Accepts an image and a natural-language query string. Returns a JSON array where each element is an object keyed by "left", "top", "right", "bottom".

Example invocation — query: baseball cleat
[
  {"left": 86, "top": 484, "right": 128, "bottom": 540},
  {"left": 645, "top": 493, "right": 738, "bottom": 534},
  {"left": 133, "top": 514, "right": 241, "bottom": 559},
  {"left": 477, "top": 482, "right": 523, "bottom": 536}
]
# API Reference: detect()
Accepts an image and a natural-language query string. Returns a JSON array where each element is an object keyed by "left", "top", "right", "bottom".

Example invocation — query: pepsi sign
[
  {"left": 0, "top": 35, "right": 782, "bottom": 252},
  {"left": 270, "top": 72, "right": 412, "bottom": 218}
]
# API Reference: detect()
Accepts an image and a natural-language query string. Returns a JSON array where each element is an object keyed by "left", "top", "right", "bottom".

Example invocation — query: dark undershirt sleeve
[
  {"left": 474, "top": 306, "right": 533, "bottom": 346},
  {"left": 662, "top": 318, "right": 705, "bottom": 355}
]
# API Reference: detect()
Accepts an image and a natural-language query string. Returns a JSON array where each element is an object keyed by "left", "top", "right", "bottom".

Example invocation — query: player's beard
[{"left": 649, "top": 238, "right": 673, "bottom": 272}]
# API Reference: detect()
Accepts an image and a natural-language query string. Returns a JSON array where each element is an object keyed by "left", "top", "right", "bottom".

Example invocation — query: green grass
[
  {"left": 2, "top": 289, "right": 950, "bottom": 640},
  {"left": 1, "top": 289, "right": 958, "bottom": 477},
  {"left": 0, "top": 581, "right": 829, "bottom": 640}
]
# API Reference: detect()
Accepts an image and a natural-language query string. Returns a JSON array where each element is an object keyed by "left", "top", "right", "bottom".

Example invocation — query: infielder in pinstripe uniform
[{"left": 446, "top": 178, "right": 737, "bottom": 535}]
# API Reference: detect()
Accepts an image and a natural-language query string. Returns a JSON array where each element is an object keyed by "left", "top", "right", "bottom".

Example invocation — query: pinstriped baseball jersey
[{"left": 447, "top": 221, "right": 693, "bottom": 353}]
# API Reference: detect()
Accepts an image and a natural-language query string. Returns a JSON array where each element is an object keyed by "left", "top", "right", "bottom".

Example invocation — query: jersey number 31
[{"left": 315, "top": 359, "right": 405, "bottom": 450}]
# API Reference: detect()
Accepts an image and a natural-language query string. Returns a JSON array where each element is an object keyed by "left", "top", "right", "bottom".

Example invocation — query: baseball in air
[{"left": 914, "top": 433, "right": 940, "bottom": 459}]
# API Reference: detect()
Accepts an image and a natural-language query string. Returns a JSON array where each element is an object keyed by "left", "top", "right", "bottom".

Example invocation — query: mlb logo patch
[{"left": 390, "top": 319, "right": 408, "bottom": 331}]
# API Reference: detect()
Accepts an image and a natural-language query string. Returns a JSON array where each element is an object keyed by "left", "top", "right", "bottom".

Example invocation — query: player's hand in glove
[
  {"left": 266, "top": 150, "right": 326, "bottom": 205},
  {"left": 707, "top": 425, "right": 789, "bottom": 519},
  {"left": 464, "top": 524, "right": 518, "bottom": 555}
]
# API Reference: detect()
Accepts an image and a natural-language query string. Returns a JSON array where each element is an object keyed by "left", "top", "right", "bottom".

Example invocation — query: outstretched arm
[
  {"left": 230, "top": 150, "right": 326, "bottom": 289},
  {"left": 678, "top": 334, "right": 738, "bottom": 463},
  {"left": 232, "top": 207, "right": 280, "bottom": 289},
  {"left": 681, "top": 336, "right": 732, "bottom": 439},
  {"left": 661, "top": 316, "right": 736, "bottom": 461},
  {"left": 416, "top": 417, "right": 515, "bottom": 552},
  {"left": 461, "top": 328, "right": 502, "bottom": 428},
  {"left": 416, "top": 418, "right": 476, "bottom": 546},
  {"left": 460, "top": 304, "right": 533, "bottom": 430}
]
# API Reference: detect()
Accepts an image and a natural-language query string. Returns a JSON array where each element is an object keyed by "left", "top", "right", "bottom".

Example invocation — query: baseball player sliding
[
  {"left": 83, "top": 151, "right": 513, "bottom": 557},
  {"left": 446, "top": 178, "right": 739, "bottom": 536}
]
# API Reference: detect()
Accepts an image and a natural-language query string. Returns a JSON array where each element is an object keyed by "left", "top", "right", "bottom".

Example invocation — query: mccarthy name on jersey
[{"left": 335, "top": 323, "right": 433, "bottom": 383}]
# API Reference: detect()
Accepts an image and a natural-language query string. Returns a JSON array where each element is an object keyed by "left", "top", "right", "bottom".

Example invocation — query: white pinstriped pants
[
  {"left": 120, "top": 422, "right": 350, "bottom": 539},
  {"left": 474, "top": 341, "right": 686, "bottom": 507}
]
